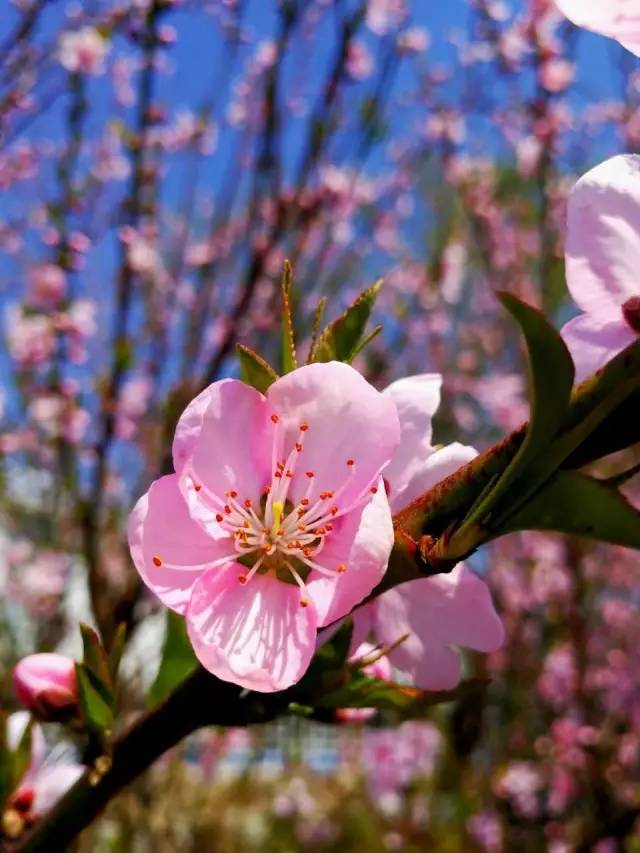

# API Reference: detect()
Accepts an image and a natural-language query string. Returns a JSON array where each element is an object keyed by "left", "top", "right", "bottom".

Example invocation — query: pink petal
[
  {"left": 566, "top": 155, "right": 640, "bottom": 321},
  {"left": 306, "top": 484, "right": 394, "bottom": 627},
  {"left": 373, "top": 565, "right": 503, "bottom": 690},
  {"left": 172, "top": 383, "right": 217, "bottom": 473},
  {"left": 350, "top": 604, "right": 375, "bottom": 651},
  {"left": 554, "top": 0, "right": 640, "bottom": 56},
  {"left": 561, "top": 314, "right": 635, "bottom": 383},
  {"left": 128, "top": 474, "right": 235, "bottom": 614},
  {"left": 186, "top": 564, "right": 318, "bottom": 692},
  {"left": 266, "top": 362, "right": 400, "bottom": 510},
  {"left": 382, "top": 373, "right": 442, "bottom": 503},
  {"left": 180, "top": 378, "right": 275, "bottom": 509},
  {"left": 389, "top": 442, "right": 477, "bottom": 513},
  {"left": 32, "top": 764, "right": 84, "bottom": 817}
]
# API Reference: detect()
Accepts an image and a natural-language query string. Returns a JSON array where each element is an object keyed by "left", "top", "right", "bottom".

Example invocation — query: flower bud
[{"left": 13, "top": 654, "right": 78, "bottom": 722}]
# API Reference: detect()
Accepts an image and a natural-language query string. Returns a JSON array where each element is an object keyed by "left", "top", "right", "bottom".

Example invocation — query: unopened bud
[{"left": 13, "top": 654, "right": 78, "bottom": 723}]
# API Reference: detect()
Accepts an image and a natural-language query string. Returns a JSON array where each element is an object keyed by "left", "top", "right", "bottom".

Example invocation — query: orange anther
[
  {"left": 271, "top": 414, "right": 279, "bottom": 423},
  {"left": 305, "top": 471, "right": 314, "bottom": 478},
  {"left": 301, "top": 498, "right": 310, "bottom": 506},
  {"left": 224, "top": 505, "right": 232, "bottom": 514},
  {"left": 216, "top": 513, "right": 224, "bottom": 522},
  {"left": 346, "top": 459, "right": 355, "bottom": 467},
  {"left": 370, "top": 485, "right": 378, "bottom": 494},
  {"left": 300, "top": 597, "right": 309, "bottom": 608},
  {"left": 152, "top": 555, "right": 162, "bottom": 567},
  {"left": 300, "top": 422, "right": 309, "bottom": 432},
  {"left": 330, "top": 505, "right": 338, "bottom": 516},
  {"left": 238, "top": 575, "right": 247, "bottom": 584},
  {"left": 244, "top": 499, "right": 252, "bottom": 508},
  {"left": 337, "top": 563, "right": 347, "bottom": 573},
  {"left": 295, "top": 442, "right": 303, "bottom": 452},
  {"left": 194, "top": 483, "right": 202, "bottom": 492}
]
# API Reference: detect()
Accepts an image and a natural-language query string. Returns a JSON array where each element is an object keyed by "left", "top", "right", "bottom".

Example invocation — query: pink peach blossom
[
  {"left": 129, "top": 362, "right": 400, "bottom": 692},
  {"left": 554, "top": 0, "right": 640, "bottom": 56},
  {"left": 560, "top": 155, "right": 640, "bottom": 381},
  {"left": 13, "top": 653, "right": 78, "bottom": 721},
  {"left": 58, "top": 27, "right": 109, "bottom": 76},
  {"left": 7, "top": 713, "right": 83, "bottom": 820},
  {"left": 352, "top": 374, "right": 504, "bottom": 690}
]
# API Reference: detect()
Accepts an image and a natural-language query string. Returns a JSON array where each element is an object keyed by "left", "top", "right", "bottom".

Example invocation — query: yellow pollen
[{"left": 272, "top": 501, "right": 284, "bottom": 535}]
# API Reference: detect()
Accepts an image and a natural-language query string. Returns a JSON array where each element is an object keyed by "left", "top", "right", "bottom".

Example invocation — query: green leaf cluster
[{"left": 236, "top": 261, "right": 383, "bottom": 390}]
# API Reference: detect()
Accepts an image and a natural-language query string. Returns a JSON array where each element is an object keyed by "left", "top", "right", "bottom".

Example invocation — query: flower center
[
  {"left": 166, "top": 415, "right": 379, "bottom": 608},
  {"left": 622, "top": 296, "right": 640, "bottom": 334}
]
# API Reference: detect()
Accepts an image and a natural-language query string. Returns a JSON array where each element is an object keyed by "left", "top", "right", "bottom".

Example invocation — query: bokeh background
[{"left": 1, "top": 0, "right": 640, "bottom": 850}]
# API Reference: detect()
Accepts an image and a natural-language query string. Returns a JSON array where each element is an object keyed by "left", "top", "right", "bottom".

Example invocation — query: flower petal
[
  {"left": 554, "top": 0, "right": 640, "bottom": 56},
  {"left": 389, "top": 441, "right": 477, "bottom": 513},
  {"left": 374, "top": 565, "right": 503, "bottom": 690},
  {"left": 382, "top": 373, "right": 442, "bottom": 503},
  {"left": 172, "top": 383, "right": 217, "bottom": 473},
  {"left": 266, "top": 362, "right": 400, "bottom": 509},
  {"left": 128, "top": 474, "right": 235, "bottom": 614},
  {"left": 186, "top": 564, "right": 318, "bottom": 692},
  {"left": 561, "top": 314, "right": 635, "bottom": 383},
  {"left": 181, "top": 378, "right": 276, "bottom": 507},
  {"left": 566, "top": 155, "right": 640, "bottom": 320},
  {"left": 306, "top": 484, "right": 394, "bottom": 627}
]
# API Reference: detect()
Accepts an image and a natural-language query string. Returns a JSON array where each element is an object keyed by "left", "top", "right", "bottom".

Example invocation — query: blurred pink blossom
[{"left": 58, "top": 27, "right": 109, "bottom": 76}]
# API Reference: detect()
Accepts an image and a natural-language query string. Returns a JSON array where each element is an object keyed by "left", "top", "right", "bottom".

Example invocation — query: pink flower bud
[{"left": 13, "top": 654, "right": 78, "bottom": 722}]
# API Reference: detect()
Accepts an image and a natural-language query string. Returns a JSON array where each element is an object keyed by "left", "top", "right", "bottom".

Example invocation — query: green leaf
[
  {"left": 80, "top": 622, "right": 113, "bottom": 695},
  {"left": 444, "top": 294, "right": 574, "bottom": 558},
  {"left": 499, "top": 470, "right": 640, "bottom": 549},
  {"left": 108, "top": 623, "right": 127, "bottom": 683},
  {"left": 237, "top": 344, "right": 279, "bottom": 393},
  {"left": 0, "top": 716, "right": 11, "bottom": 814},
  {"left": 11, "top": 718, "right": 32, "bottom": 791},
  {"left": 471, "top": 294, "right": 573, "bottom": 519},
  {"left": 306, "top": 297, "right": 327, "bottom": 363},
  {"left": 280, "top": 260, "right": 298, "bottom": 374},
  {"left": 318, "top": 674, "right": 488, "bottom": 716},
  {"left": 147, "top": 611, "right": 198, "bottom": 708},
  {"left": 312, "top": 281, "right": 382, "bottom": 364},
  {"left": 76, "top": 663, "right": 114, "bottom": 737}
]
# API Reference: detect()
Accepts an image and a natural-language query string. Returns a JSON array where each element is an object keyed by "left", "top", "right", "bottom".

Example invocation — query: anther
[
  {"left": 244, "top": 499, "right": 252, "bottom": 509},
  {"left": 300, "top": 422, "right": 309, "bottom": 432},
  {"left": 295, "top": 443, "right": 303, "bottom": 452},
  {"left": 338, "top": 563, "right": 347, "bottom": 573},
  {"left": 216, "top": 513, "right": 224, "bottom": 522},
  {"left": 305, "top": 471, "right": 314, "bottom": 478},
  {"left": 346, "top": 459, "right": 355, "bottom": 467},
  {"left": 300, "top": 597, "right": 309, "bottom": 607},
  {"left": 286, "top": 470, "right": 293, "bottom": 478},
  {"left": 152, "top": 555, "right": 162, "bottom": 567},
  {"left": 330, "top": 505, "right": 338, "bottom": 516},
  {"left": 370, "top": 485, "right": 378, "bottom": 494},
  {"left": 194, "top": 483, "right": 202, "bottom": 492},
  {"left": 271, "top": 414, "right": 279, "bottom": 423},
  {"left": 301, "top": 498, "right": 310, "bottom": 506},
  {"left": 224, "top": 505, "right": 232, "bottom": 514},
  {"left": 238, "top": 575, "right": 247, "bottom": 585}
]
